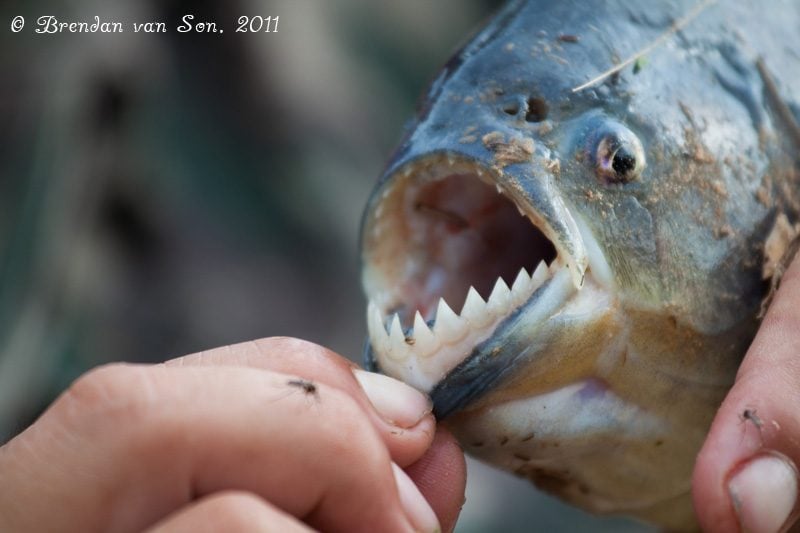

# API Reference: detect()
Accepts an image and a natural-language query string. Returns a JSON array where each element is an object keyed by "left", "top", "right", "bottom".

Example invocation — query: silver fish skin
[{"left": 360, "top": 0, "right": 800, "bottom": 529}]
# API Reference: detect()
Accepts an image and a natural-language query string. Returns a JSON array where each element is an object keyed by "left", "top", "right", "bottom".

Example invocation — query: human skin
[
  {"left": 0, "top": 338, "right": 466, "bottom": 533},
  {"left": 694, "top": 251, "right": 800, "bottom": 533}
]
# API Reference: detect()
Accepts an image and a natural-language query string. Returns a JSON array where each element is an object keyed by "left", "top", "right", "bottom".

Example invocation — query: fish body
[{"left": 360, "top": 0, "right": 800, "bottom": 529}]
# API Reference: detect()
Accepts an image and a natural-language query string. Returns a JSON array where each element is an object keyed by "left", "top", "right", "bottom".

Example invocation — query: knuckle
[
  {"left": 56, "top": 363, "right": 157, "bottom": 424},
  {"left": 201, "top": 492, "right": 273, "bottom": 527},
  {"left": 255, "top": 336, "right": 342, "bottom": 365}
]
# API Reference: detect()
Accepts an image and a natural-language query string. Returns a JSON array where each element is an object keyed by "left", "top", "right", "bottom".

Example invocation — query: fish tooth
[
  {"left": 531, "top": 261, "right": 549, "bottom": 287},
  {"left": 434, "top": 298, "right": 468, "bottom": 343},
  {"left": 495, "top": 183, "right": 504, "bottom": 194},
  {"left": 367, "top": 301, "right": 390, "bottom": 357},
  {"left": 511, "top": 268, "right": 532, "bottom": 304},
  {"left": 387, "top": 314, "right": 408, "bottom": 361},
  {"left": 462, "top": 286, "right": 492, "bottom": 328},
  {"left": 516, "top": 205, "right": 526, "bottom": 217},
  {"left": 413, "top": 311, "right": 439, "bottom": 356},
  {"left": 446, "top": 155, "right": 456, "bottom": 166},
  {"left": 487, "top": 277, "right": 512, "bottom": 316},
  {"left": 476, "top": 168, "right": 485, "bottom": 178},
  {"left": 367, "top": 301, "right": 385, "bottom": 336}
]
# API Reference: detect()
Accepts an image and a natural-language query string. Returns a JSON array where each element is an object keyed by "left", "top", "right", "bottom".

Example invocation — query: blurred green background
[{"left": 0, "top": 0, "right": 650, "bottom": 530}]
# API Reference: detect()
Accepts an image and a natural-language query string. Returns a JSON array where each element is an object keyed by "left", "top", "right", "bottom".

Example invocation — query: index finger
[{"left": 167, "top": 337, "right": 435, "bottom": 467}]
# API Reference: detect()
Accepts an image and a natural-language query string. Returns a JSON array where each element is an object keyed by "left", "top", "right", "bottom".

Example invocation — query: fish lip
[
  {"left": 362, "top": 150, "right": 605, "bottom": 396},
  {"left": 429, "top": 265, "right": 618, "bottom": 419}
]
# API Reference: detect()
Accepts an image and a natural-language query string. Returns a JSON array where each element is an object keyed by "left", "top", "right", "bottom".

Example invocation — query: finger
[
  {"left": 693, "top": 253, "right": 800, "bottom": 533},
  {"left": 167, "top": 337, "right": 434, "bottom": 467},
  {"left": 404, "top": 427, "right": 467, "bottom": 533},
  {"left": 0, "top": 364, "right": 438, "bottom": 533},
  {"left": 145, "top": 491, "right": 313, "bottom": 533}
]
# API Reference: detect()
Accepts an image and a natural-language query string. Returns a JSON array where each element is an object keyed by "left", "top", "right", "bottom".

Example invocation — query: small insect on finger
[
  {"left": 739, "top": 407, "right": 764, "bottom": 446},
  {"left": 738, "top": 407, "right": 765, "bottom": 446},
  {"left": 287, "top": 379, "right": 319, "bottom": 397},
  {"left": 269, "top": 379, "right": 321, "bottom": 407},
  {"left": 740, "top": 408, "right": 763, "bottom": 430}
]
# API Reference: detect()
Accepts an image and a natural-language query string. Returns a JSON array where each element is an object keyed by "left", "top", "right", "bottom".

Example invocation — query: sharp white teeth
[
  {"left": 511, "top": 268, "right": 532, "bottom": 305},
  {"left": 367, "top": 212, "right": 574, "bottom": 392},
  {"left": 413, "top": 310, "right": 439, "bottom": 356},
  {"left": 461, "top": 286, "right": 492, "bottom": 328},
  {"left": 476, "top": 168, "right": 485, "bottom": 178},
  {"left": 366, "top": 250, "right": 578, "bottom": 394},
  {"left": 434, "top": 298, "right": 468, "bottom": 343},
  {"left": 487, "top": 277, "right": 512, "bottom": 315},
  {"left": 532, "top": 261, "right": 548, "bottom": 287},
  {"left": 446, "top": 155, "right": 456, "bottom": 166},
  {"left": 495, "top": 183, "right": 503, "bottom": 194},
  {"left": 367, "top": 301, "right": 389, "bottom": 354},
  {"left": 388, "top": 314, "right": 408, "bottom": 360}
]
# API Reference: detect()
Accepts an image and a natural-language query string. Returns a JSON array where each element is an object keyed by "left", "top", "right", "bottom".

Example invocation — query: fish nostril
[
  {"left": 502, "top": 102, "right": 520, "bottom": 116},
  {"left": 525, "top": 97, "right": 549, "bottom": 122}
]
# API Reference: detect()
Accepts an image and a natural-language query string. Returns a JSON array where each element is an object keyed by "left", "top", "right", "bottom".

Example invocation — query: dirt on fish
[
  {"left": 759, "top": 214, "right": 800, "bottom": 317},
  {"left": 762, "top": 213, "right": 800, "bottom": 280},
  {"left": 482, "top": 131, "right": 535, "bottom": 168}
]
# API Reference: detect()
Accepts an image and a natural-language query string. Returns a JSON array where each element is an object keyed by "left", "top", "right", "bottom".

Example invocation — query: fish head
[{"left": 360, "top": 0, "right": 761, "bottom": 527}]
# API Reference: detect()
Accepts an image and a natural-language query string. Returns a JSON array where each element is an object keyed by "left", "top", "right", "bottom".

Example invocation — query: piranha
[{"left": 359, "top": 0, "right": 800, "bottom": 529}]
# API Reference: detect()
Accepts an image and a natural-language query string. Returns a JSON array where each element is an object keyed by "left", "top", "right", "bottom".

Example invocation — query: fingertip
[
  {"left": 353, "top": 370, "right": 433, "bottom": 430},
  {"left": 404, "top": 428, "right": 466, "bottom": 533},
  {"left": 728, "top": 452, "right": 798, "bottom": 533},
  {"left": 392, "top": 463, "right": 441, "bottom": 533},
  {"left": 693, "top": 429, "right": 738, "bottom": 532},
  {"left": 693, "top": 370, "right": 800, "bottom": 532},
  {"left": 693, "top": 253, "right": 800, "bottom": 532}
]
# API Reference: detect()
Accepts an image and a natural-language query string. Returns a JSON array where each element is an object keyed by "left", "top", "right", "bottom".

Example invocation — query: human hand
[
  {"left": 0, "top": 337, "right": 466, "bottom": 532},
  {"left": 694, "top": 252, "right": 800, "bottom": 532}
]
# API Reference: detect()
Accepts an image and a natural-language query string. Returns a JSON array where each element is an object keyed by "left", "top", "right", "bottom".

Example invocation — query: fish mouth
[{"left": 362, "top": 152, "right": 604, "bottom": 395}]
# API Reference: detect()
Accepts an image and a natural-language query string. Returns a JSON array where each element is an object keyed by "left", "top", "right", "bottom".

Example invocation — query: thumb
[
  {"left": 404, "top": 427, "right": 466, "bottom": 533},
  {"left": 693, "top": 252, "right": 800, "bottom": 533}
]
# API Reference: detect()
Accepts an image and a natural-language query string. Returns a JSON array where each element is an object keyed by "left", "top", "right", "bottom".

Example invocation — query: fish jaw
[
  {"left": 446, "top": 379, "right": 698, "bottom": 530},
  {"left": 360, "top": 152, "right": 615, "bottom": 399},
  {"left": 436, "top": 283, "right": 704, "bottom": 530}
]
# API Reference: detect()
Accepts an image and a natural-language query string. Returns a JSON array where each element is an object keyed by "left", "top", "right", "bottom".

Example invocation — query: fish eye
[{"left": 592, "top": 125, "right": 645, "bottom": 184}]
